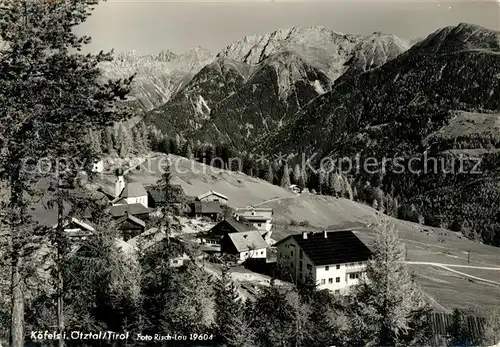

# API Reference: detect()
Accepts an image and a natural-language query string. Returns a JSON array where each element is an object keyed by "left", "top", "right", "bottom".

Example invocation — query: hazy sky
[{"left": 77, "top": 0, "right": 500, "bottom": 55}]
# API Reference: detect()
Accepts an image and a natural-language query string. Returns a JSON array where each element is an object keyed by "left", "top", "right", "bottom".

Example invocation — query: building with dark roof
[
  {"left": 191, "top": 201, "right": 222, "bottom": 221},
  {"left": 197, "top": 217, "right": 256, "bottom": 252},
  {"left": 197, "top": 217, "right": 267, "bottom": 262},
  {"left": 275, "top": 230, "right": 372, "bottom": 294},
  {"left": 115, "top": 213, "right": 146, "bottom": 241},
  {"left": 110, "top": 203, "right": 153, "bottom": 221}
]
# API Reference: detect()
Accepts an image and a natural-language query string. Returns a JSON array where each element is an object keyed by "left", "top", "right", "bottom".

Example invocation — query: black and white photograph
[{"left": 0, "top": 0, "right": 499, "bottom": 346}]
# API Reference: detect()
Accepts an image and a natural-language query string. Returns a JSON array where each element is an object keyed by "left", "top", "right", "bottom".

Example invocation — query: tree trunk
[
  {"left": 10, "top": 256, "right": 24, "bottom": 347},
  {"left": 57, "top": 181, "right": 65, "bottom": 347}
]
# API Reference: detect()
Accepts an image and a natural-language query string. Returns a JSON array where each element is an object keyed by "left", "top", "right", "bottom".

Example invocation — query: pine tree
[
  {"left": 330, "top": 172, "right": 343, "bottom": 198},
  {"left": 174, "top": 134, "right": 182, "bottom": 155},
  {"left": 484, "top": 305, "right": 500, "bottom": 345},
  {"left": 345, "top": 178, "right": 354, "bottom": 200},
  {"left": 87, "top": 129, "right": 102, "bottom": 155},
  {"left": 0, "top": 1, "right": 132, "bottom": 345},
  {"left": 103, "top": 128, "right": 114, "bottom": 154},
  {"left": 250, "top": 282, "right": 309, "bottom": 347},
  {"left": 182, "top": 141, "right": 194, "bottom": 160},
  {"left": 118, "top": 123, "right": 133, "bottom": 158},
  {"left": 318, "top": 169, "right": 327, "bottom": 195},
  {"left": 373, "top": 186, "right": 385, "bottom": 212},
  {"left": 264, "top": 164, "right": 274, "bottom": 184},
  {"left": 214, "top": 261, "right": 252, "bottom": 346},
  {"left": 348, "top": 218, "right": 431, "bottom": 346},
  {"left": 352, "top": 186, "right": 358, "bottom": 201},
  {"left": 306, "top": 291, "right": 349, "bottom": 347},
  {"left": 293, "top": 164, "right": 302, "bottom": 185},
  {"left": 448, "top": 309, "right": 469, "bottom": 346},
  {"left": 280, "top": 163, "right": 291, "bottom": 188},
  {"left": 299, "top": 167, "right": 308, "bottom": 188}
]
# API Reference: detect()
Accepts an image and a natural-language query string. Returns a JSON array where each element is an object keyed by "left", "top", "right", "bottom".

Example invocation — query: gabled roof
[
  {"left": 198, "top": 217, "right": 255, "bottom": 239},
  {"left": 227, "top": 230, "right": 268, "bottom": 253},
  {"left": 119, "top": 182, "right": 148, "bottom": 198},
  {"left": 63, "top": 218, "right": 96, "bottom": 232},
  {"left": 110, "top": 203, "right": 153, "bottom": 217},
  {"left": 225, "top": 217, "right": 257, "bottom": 232},
  {"left": 193, "top": 201, "right": 222, "bottom": 214},
  {"left": 276, "top": 230, "right": 372, "bottom": 266},
  {"left": 197, "top": 190, "right": 228, "bottom": 201},
  {"left": 115, "top": 214, "right": 146, "bottom": 228}
]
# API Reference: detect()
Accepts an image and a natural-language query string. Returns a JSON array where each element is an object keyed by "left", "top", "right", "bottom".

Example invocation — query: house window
[
  {"left": 299, "top": 261, "right": 303, "bottom": 269},
  {"left": 261, "top": 251, "right": 264, "bottom": 255},
  {"left": 336, "top": 277, "right": 340, "bottom": 283},
  {"left": 325, "top": 266, "right": 329, "bottom": 271},
  {"left": 173, "top": 259, "right": 178, "bottom": 264},
  {"left": 335, "top": 290, "right": 340, "bottom": 294},
  {"left": 336, "top": 264, "right": 340, "bottom": 269},
  {"left": 299, "top": 249, "right": 303, "bottom": 259},
  {"left": 291, "top": 262, "right": 294, "bottom": 268},
  {"left": 291, "top": 251, "right": 293, "bottom": 257},
  {"left": 321, "top": 279, "right": 325, "bottom": 285},
  {"left": 328, "top": 278, "right": 333, "bottom": 284},
  {"left": 349, "top": 273, "right": 360, "bottom": 279}
]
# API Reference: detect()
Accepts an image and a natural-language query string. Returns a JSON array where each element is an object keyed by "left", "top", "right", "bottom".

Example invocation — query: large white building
[
  {"left": 276, "top": 230, "right": 372, "bottom": 294},
  {"left": 112, "top": 176, "right": 149, "bottom": 208}
]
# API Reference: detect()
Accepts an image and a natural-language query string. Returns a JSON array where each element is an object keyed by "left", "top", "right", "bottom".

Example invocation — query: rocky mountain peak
[
  {"left": 411, "top": 23, "right": 500, "bottom": 55},
  {"left": 156, "top": 49, "right": 178, "bottom": 62},
  {"left": 217, "top": 26, "right": 349, "bottom": 65}
]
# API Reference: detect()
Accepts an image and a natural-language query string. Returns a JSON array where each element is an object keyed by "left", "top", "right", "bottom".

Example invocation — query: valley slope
[{"left": 263, "top": 23, "right": 500, "bottom": 246}]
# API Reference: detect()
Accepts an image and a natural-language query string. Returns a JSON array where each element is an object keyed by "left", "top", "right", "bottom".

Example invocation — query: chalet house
[
  {"left": 221, "top": 229, "right": 268, "bottom": 262},
  {"left": 110, "top": 203, "right": 153, "bottom": 222},
  {"left": 115, "top": 213, "right": 146, "bottom": 241},
  {"left": 191, "top": 201, "right": 222, "bottom": 221},
  {"left": 196, "top": 190, "right": 228, "bottom": 205},
  {"left": 198, "top": 217, "right": 257, "bottom": 249},
  {"left": 234, "top": 206, "right": 273, "bottom": 237},
  {"left": 276, "top": 230, "right": 372, "bottom": 294},
  {"left": 55, "top": 217, "right": 96, "bottom": 240}
]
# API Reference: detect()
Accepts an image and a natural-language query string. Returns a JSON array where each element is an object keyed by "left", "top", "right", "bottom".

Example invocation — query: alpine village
[{"left": 0, "top": 1, "right": 499, "bottom": 347}]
